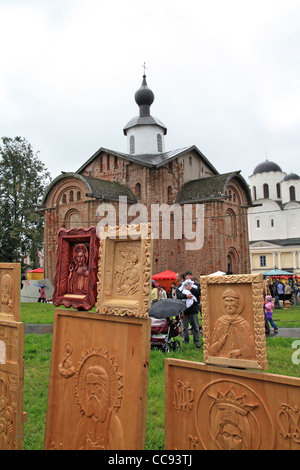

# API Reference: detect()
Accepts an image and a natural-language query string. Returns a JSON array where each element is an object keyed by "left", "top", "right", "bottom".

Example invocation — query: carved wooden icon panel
[
  {"left": 96, "top": 223, "right": 152, "bottom": 317},
  {"left": 200, "top": 274, "right": 267, "bottom": 370},
  {"left": 0, "top": 320, "right": 24, "bottom": 450},
  {"left": 44, "top": 309, "right": 151, "bottom": 450},
  {"left": 165, "top": 359, "right": 300, "bottom": 450},
  {"left": 52, "top": 227, "right": 99, "bottom": 311},
  {"left": 0, "top": 263, "right": 20, "bottom": 322}
]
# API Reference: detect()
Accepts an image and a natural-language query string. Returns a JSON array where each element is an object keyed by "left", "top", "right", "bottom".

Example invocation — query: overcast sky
[{"left": 1, "top": 0, "right": 299, "bottom": 184}]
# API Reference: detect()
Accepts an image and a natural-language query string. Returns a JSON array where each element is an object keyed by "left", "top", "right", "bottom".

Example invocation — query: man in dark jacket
[{"left": 176, "top": 269, "right": 201, "bottom": 348}]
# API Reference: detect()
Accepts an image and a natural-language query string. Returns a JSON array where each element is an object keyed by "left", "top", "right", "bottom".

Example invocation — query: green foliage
[{"left": 0, "top": 136, "right": 51, "bottom": 267}]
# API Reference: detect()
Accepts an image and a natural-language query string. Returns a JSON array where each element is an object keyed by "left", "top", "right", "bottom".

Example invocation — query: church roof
[
  {"left": 175, "top": 171, "right": 252, "bottom": 205},
  {"left": 253, "top": 160, "right": 282, "bottom": 175},
  {"left": 40, "top": 172, "right": 137, "bottom": 206},
  {"left": 283, "top": 172, "right": 300, "bottom": 181},
  {"left": 76, "top": 145, "right": 219, "bottom": 173},
  {"left": 123, "top": 115, "right": 167, "bottom": 134}
]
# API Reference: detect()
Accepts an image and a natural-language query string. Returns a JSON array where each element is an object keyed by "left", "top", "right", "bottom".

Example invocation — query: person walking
[{"left": 264, "top": 295, "right": 278, "bottom": 334}]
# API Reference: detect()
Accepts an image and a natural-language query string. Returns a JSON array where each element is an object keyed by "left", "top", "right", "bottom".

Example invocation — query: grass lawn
[{"left": 21, "top": 302, "right": 300, "bottom": 450}]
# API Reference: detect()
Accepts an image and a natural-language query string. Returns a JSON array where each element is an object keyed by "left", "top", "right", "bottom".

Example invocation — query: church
[{"left": 40, "top": 74, "right": 252, "bottom": 284}]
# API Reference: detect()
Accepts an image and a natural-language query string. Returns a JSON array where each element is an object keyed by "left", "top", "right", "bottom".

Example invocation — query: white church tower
[{"left": 123, "top": 74, "right": 167, "bottom": 155}]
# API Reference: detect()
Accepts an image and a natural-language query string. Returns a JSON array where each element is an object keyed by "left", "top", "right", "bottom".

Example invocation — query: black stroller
[{"left": 148, "top": 299, "right": 185, "bottom": 354}]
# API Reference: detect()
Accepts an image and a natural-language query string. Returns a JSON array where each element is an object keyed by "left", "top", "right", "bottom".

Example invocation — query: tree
[{"left": 0, "top": 136, "right": 51, "bottom": 267}]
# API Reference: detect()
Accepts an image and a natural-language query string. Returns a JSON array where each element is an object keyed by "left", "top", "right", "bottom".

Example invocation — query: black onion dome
[
  {"left": 134, "top": 75, "right": 154, "bottom": 116},
  {"left": 253, "top": 160, "right": 282, "bottom": 175},
  {"left": 284, "top": 172, "right": 300, "bottom": 181}
]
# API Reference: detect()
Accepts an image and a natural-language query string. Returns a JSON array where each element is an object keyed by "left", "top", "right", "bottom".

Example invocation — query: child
[{"left": 264, "top": 295, "right": 278, "bottom": 334}]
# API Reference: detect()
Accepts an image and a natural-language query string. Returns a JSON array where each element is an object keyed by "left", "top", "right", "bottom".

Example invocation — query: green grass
[{"left": 21, "top": 302, "right": 300, "bottom": 450}]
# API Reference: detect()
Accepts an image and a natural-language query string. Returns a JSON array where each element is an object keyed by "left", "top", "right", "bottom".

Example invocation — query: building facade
[
  {"left": 247, "top": 160, "right": 300, "bottom": 275},
  {"left": 40, "top": 75, "right": 252, "bottom": 283}
]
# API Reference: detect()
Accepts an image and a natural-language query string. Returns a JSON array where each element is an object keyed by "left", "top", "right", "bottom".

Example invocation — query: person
[
  {"left": 277, "top": 281, "right": 285, "bottom": 304},
  {"left": 171, "top": 282, "right": 177, "bottom": 299},
  {"left": 273, "top": 281, "right": 280, "bottom": 308},
  {"left": 284, "top": 282, "right": 293, "bottom": 307},
  {"left": 176, "top": 269, "right": 201, "bottom": 348},
  {"left": 38, "top": 286, "right": 46, "bottom": 303},
  {"left": 151, "top": 281, "right": 158, "bottom": 305},
  {"left": 264, "top": 295, "right": 278, "bottom": 334},
  {"left": 158, "top": 285, "right": 167, "bottom": 300}
]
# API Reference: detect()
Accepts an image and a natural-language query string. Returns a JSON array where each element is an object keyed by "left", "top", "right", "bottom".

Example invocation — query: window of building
[
  {"left": 130, "top": 135, "right": 135, "bottom": 154},
  {"left": 290, "top": 185, "right": 296, "bottom": 201},
  {"left": 62, "top": 194, "right": 67, "bottom": 204},
  {"left": 69, "top": 190, "right": 74, "bottom": 202},
  {"left": 270, "top": 218, "right": 274, "bottom": 227},
  {"left": 276, "top": 183, "right": 281, "bottom": 199},
  {"left": 253, "top": 186, "right": 257, "bottom": 200},
  {"left": 260, "top": 255, "right": 266, "bottom": 267},
  {"left": 189, "top": 156, "right": 192, "bottom": 166},
  {"left": 107, "top": 154, "right": 110, "bottom": 170},
  {"left": 135, "top": 182, "right": 141, "bottom": 198},
  {"left": 99, "top": 156, "right": 103, "bottom": 172},
  {"left": 256, "top": 219, "right": 260, "bottom": 228},
  {"left": 114, "top": 155, "right": 118, "bottom": 169},
  {"left": 225, "top": 209, "right": 236, "bottom": 237},
  {"left": 263, "top": 183, "right": 269, "bottom": 199},
  {"left": 77, "top": 191, "right": 81, "bottom": 201},
  {"left": 157, "top": 134, "right": 162, "bottom": 152}
]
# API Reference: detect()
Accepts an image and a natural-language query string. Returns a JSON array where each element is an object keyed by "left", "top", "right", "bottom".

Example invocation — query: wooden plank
[
  {"left": 0, "top": 263, "right": 21, "bottom": 322},
  {"left": 0, "top": 320, "right": 24, "bottom": 450},
  {"left": 44, "top": 309, "right": 151, "bottom": 450},
  {"left": 165, "top": 359, "right": 300, "bottom": 450}
]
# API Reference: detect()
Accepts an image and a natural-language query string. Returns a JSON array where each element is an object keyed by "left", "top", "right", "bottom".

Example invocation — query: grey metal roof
[
  {"left": 76, "top": 145, "right": 219, "bottom": 173},
  {"left": 175, "top": 171, "right": 252, "bottom": 204},
  {"left": 123, "top": 115, "right": 167, "bottom": 134}
]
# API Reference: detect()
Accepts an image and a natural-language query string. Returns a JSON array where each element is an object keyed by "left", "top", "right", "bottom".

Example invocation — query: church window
[
  {"left": 130, "top": 136, "right": 135, "bottom": 154},
  {"left": 225, "top": 209, "right": 236, "bottom": 237},
  {"left": 114, "top": 155, "right": 118, "bottom": 169},
  {"left": 157, "top": 134, "right": 162, "bottom": 152},
  {"left": 189, "top": 156, "right": 192, "bottom": 166},
  {"left": 263, "top": 184, "right": 269, "bottom": 198},
  {"left": 271, "top": 218, "right": 274, "bottom": 227},
  {"left": 65, "top": 209, "right": 80, "bottom": 229},
  {"left": 135, "top": 182, "right": 141, "bottom": 198},
  {"left": 276, "top": 183, "right": 281, "bottom": 199},
  {"left": 69, "top": 190, "right": 74, "bottom": 202},
  {"left": 290, "top": 186, "right": 296, "bottom": 201},
  {"left": 62, "top": 194, "right": 67, "bottom": 204},
  {"left": 256, "top": 219, "right": 260, "bottom": 228},
  {"left": 253, "top": 186, "right": 257, "bottom": 200},
  {"left": 99, "top": 156, "right": 103, "bottom": 172},
  {"left": 77, "top": 191, "right": 81, "bottom": 201},
  {"left": 168, "top": 161, "right": 173, "bottom": 172},
  {"left": 107, "top": 154, "right": 110, "bottom": 170}
]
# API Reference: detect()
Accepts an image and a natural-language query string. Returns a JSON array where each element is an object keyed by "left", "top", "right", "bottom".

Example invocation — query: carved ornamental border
[
  {"left": 96, "top": 223, "right": 152, "bottom": 318},
  {"left": 200, "top": 273, "right": 268, "bottom": 370},
  {"left": 0, "top": 263, "right": 21, "bottom": 322}
]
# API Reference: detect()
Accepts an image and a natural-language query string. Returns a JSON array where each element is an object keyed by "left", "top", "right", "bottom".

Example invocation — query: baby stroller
[{"left": 150, "top": 316, "right": 181, "bottom": 354}]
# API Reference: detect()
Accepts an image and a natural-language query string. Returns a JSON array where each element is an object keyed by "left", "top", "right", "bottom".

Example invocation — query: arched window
[
  {"left": 135, "top": 182, "right": 141, "bottom": 198},
  {"left": 65, "top": 209, "right": 80, "bottom": 229},
  {"left": 69, "top": 190, "right": 74, "bottom": 202},
  {"left": 77, "top": 191, "right": 81, "bottom": 201},
  {"left": 263, "top": 183, "right": 269, "bottom": 198},
  {"left": 253, "top": 186, "right": 257, "bottom": 200},
  {"left": 62, "top": 194, "right": 67, "bottom": 204},
  {"left": 276, "top": 183, "right": 281, "bottom": 199},
  {"left": 225, "top": 209, "right": 236, "bottom": 237},
  {"left": 130, "top": 135, "right": 135, "bottom": 154},
  {"left": 157, "top": 134, "right": 162, "bottom": 152},
  {"left": 290, "top": 186, "right": 296, "bottom": 201}
]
